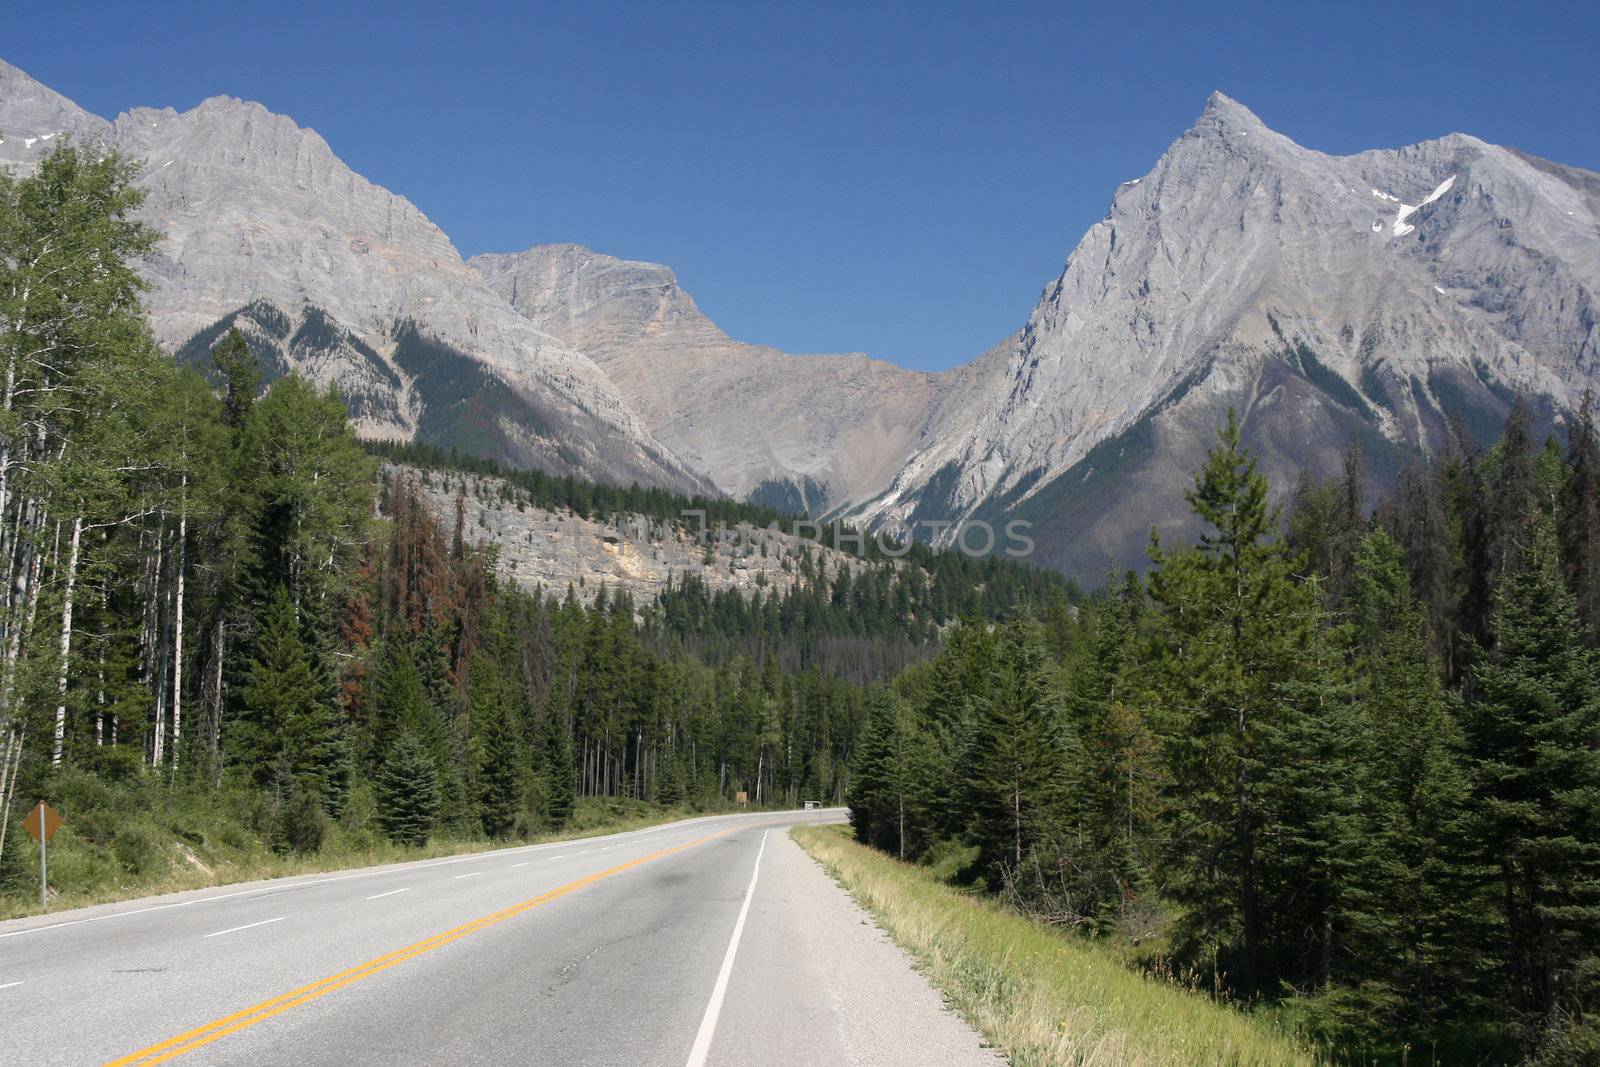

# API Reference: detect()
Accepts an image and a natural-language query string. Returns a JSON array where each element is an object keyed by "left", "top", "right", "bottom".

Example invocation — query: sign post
[{"left": 23, "top": 802, "right": 62, "bottom": 912}]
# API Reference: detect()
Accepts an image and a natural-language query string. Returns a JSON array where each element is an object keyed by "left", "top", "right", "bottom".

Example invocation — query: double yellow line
[{"left": 106, "top": 828, "right": 733, "bottom": 1066}]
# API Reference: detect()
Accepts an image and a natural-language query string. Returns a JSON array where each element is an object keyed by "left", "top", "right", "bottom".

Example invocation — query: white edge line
[
  {"left": 0, "top": 809, "right": 840, "bottom": 942},
  {"left": 202, "top": 916, "right": 285, "bottom": 939},
  {"left": 684, "top": 829, "right": 768, "bottom": 1067},
  {"left": 365, "top": 887, "right": 412, "bottom": 901}
]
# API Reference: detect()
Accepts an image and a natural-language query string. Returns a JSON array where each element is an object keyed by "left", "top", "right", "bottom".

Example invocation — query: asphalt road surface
[{"left": 0, "top": 810, "right": 1000, "bottom": 1066}]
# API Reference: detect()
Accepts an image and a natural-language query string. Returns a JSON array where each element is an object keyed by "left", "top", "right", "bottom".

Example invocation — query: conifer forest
[{"left": 4, "top": 144, "right": 1600, "bottom": 1063}]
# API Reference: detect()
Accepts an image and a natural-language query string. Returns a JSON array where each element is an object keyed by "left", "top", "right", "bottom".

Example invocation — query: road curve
[{"left": 0, "top": 809, "right": 999, "bottom": 1066}]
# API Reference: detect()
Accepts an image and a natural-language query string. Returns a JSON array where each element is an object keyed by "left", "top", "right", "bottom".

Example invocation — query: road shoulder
[{"left": 709, "top": 827, "right": 1003, "bottom": 1066}]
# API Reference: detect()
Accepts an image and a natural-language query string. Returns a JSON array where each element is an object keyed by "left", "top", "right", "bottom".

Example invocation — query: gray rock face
[
  {"left": 471, "top": 244, "right": 946, "bottom": 513},
  {"left": 852, "top": 93, "right": 1600, "bottom": 573},
  {"left": 473, "top": 97, "right": 1599, "bottom": 577},
  {"left": 395, "top": 464, "right": 886, "bottom": 608},
  {"left": 0, "top": 61, "right": 109, "bottom": 172},
  {"left": 0, "top": 60, "right": 712, "bottom": 495}
]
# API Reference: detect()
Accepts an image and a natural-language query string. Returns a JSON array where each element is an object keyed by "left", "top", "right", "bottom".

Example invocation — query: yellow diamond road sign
[{"left": 24, "top": 802, "right": 62, "bottom": 843}]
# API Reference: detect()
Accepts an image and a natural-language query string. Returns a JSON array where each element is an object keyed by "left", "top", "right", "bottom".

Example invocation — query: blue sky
[{"left": 9, "top": 1, "right": 1599, "bottom": 370}]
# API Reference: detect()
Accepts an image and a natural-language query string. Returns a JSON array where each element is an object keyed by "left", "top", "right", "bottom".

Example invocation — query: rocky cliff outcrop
[{"left": 393, "top": 465, "right": 884, "bottom": 607}]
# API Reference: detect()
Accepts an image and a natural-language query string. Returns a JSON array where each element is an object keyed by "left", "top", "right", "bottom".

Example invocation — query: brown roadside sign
[{"left": 24, "top": 802, "right": 61, "bottom": 843}]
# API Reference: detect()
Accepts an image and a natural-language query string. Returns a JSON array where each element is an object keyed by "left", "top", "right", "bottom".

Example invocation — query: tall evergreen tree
[
  {"left": 373, "top": 732, "right": 441, "bottom": 846},
  {"left": 847, "top": 689, "right": 938, "bottom": 860},
  {"left": 1342, "top": 532, "right": 1479, "bottom": 1020},
  {"left": 1066, "top": 571, "right": 1159, "bottom": 929},
  {"left": 229, "top": 585, "right": 348, "bottom": 811},
  {"left": 964, "top": 617, "right": 1074, "bottom": 891},
  {"left": 471, "top": 654, "right": 524, "bottom": 839},
  {"left": 1464, "top": 518, "right": 1600, "bottom": 1045},
  {"left": 1561, "top": 389, "right": 1600, "bottom": 638},
  {"left": 540, "top": 702, "right": 577, "bottom": 828},
  {"left": 1146, "top": 410, "right": 1317, "bottom": 990},
  {"left": 211, "top": 327, "right": 259, "bottom": 431}
]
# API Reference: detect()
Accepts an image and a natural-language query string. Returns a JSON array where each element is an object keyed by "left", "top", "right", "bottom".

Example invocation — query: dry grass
[{"left": 793, "top": 824, "right": 1318, "bottom": 1067}]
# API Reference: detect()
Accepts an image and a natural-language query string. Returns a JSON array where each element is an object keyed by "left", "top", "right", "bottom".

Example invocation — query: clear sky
[{"left": 9, "top": 1, "right": 1598, "bottom": 370}]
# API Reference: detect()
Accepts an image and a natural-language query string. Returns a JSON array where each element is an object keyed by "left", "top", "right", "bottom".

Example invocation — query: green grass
[
  {"left": 793, "top": 824, "right": 1318, "bottom": 1067},
  {"left": 0, "top": 774, "right": 728, "bottom": 922}
]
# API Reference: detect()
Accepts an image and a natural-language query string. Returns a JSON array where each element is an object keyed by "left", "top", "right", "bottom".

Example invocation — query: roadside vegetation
[
  {"left": 794, "top": 824, "right": 1315, "bottom": 1066},
  {"left": 842, "top": 407, "right": 1600, "bottom": 1064},
  {"left": 0, "top": 790, "right": 703, "bottom": 921}
]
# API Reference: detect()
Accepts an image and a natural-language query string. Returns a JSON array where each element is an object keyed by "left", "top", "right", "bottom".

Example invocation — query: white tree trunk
[
  {"left": 0, "top": 725, "right": 21, "bottom": 869},
  {"left": 170, "top": 476, "right": 187, "bottom": 766},
  {"left": 147, "top": 528, "right": 165, "bottom": 766},
  {"left": 50, "top": 515, "right": 82, "bottom": 765}
]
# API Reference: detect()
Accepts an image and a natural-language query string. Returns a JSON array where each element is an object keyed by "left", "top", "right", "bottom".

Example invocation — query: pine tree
[
  {"left": 656, "top": 751, "right": 687, "bottom": 808},
  {"left": 1487, "top": 398, "right": 1539, "bottom": 594},
  {"left": 1258, "top": 596, "right": 1367, "bottom": 1019},
  {"left": 1561, "top": 389, "right": 1600, "bottom": 638},
  {"left": 540, "top": 703, "right": 577, "bottom": 828},
  {"left": 373, "top": 732, "right": 441, "bottom": 846},
  {"left": 211, "top": 327, "right": 259, "bottom": 431},
  {"left": 1066, "top": 571, "right": 1159, "bottom": 930},
  {"left": 847, "top": 689, "right": 938, "bottom": 860},
  {"left": 1464, "top": 518, "right": 1600, "bottom": 1043},
  {"left": 367, "top": 636, "right": 445, "bottom": 770},
  {"left": 847, "top": 691, "right": 900, "bottom": 851},
  {"left": 964, "top": 617, "right": 1074, "bottom": 893},
  {"left": 471, "top": 658, "right": 524, "bottom": 839},
  {"left": 230, "top": 585, "right": 348, "bottom": 810},
  {"left": 1343, "top": 530, "right": 1479, "bottom": 1039},
  {"left": 917, "top": 624, "right": 994, "bottom": 840},
  {"left": 1146, "top": 410, "right": 1317, "bottom": 991}
]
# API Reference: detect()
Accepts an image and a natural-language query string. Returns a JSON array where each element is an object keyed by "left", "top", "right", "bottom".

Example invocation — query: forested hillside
[
  {"left": 0, "top": 146, "right": 876, "bottom": 905},
  {"left": 372, "top": 441, "right": 1078, "bottom": 683},
  {"left": 849, "top": 405, "right": 1600, "bottom": 1062},
  {"left": 0, "top": 144, "right": 1073, "bottom": 913}
]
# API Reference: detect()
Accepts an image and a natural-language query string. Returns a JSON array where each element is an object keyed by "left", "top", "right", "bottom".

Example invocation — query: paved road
[{"left": 0, "top": 810, "right": 999, "bottom": 1066}]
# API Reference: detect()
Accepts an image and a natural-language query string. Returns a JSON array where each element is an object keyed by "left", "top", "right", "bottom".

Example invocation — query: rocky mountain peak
[
  {"left": 473, "top": 242, "right": 944, "bottom": 512},
  {"left": 0, "top": 59, "right": 109, "bottom": 170},
  {"left": 0, "top": 58, "right": 715, "bottom": 497},
  {"left": 470, "top": 244, "right": 727, "bottom": 355},
  {"left": 1199, "top": 90, "right": 1265, "bottom": 127},
  {"left": 855, "top": 92, "right": 1600, "bottom": 575},
  {"left": 6, "top": 58, "right": 1596, "bottom": 580}
]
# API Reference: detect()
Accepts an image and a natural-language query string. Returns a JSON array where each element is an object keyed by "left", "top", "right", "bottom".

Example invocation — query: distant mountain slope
[
  {"left": 474, "top": 97, "right": 1600, "bottom": 576},
  {"left": 0, "top": 59, "right": 713, "bottom": 494},
  {"left": 470, "top": 244, "right": 946, "bottom": 513}
]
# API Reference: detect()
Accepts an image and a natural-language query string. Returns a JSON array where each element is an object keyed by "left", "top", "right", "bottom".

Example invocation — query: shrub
[
  {"left": 111, "top": 824, "right": 168, "bottom": 876},
  {"left": 273, "top": 787, "right": 327, "bottom": 856}
]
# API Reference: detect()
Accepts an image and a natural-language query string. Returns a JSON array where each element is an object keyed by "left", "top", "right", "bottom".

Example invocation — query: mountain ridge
[
  {"left": 0, "top": 58, "right": 716, "bottom": 496},
  {"left": 848, "top": 91, "right": 1599, "bottom": 571},
  {"left": 470, "top": 242, "right": 950, "bottom": 512},
  {"left": 5, "top": 59, "right": 1597, "bottom": 577}
]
